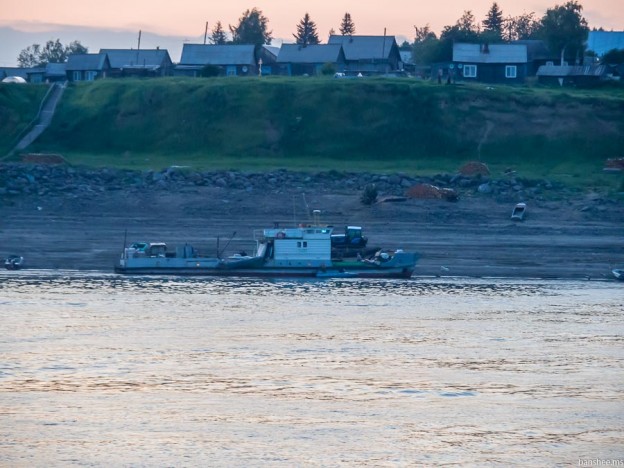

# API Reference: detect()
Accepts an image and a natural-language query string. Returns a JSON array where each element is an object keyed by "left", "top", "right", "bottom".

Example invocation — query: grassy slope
[
  {"left": 9, "top": 77, "right": 624, "bottom": 187},
  {"left": 0, "top": 83, "right": 48, "bottom": 156}
]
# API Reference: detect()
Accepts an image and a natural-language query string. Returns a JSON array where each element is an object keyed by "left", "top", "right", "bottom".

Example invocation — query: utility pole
[{"left": 204, "top": 22, "right": 209, "bottom": 45}]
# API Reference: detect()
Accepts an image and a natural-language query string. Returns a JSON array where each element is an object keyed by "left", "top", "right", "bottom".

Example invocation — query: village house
[
  {"left": 452, "top": 43, "right": 530, "bottom": 84},
  {"left": 175, "top": 44, "right": 258, "bottom": 77},
  {"left": 327, "top": 35, "right": 402, "bottom": 75},
  {"left": 275, "top": 44, "right": 346, "bottom": 76},
  {"left": 536, "top": 64, "right": 610, "bottom": 86},
  {"left": 65, "top": 53, "right": 111, "bottom": 82},
  {"left": 99, "top": 49, "right": 173, "bottom": 77}
]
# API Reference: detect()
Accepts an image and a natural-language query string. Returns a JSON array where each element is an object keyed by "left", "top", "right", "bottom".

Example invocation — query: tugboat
[
  {"left": 4, "top": 255, "right": 24, "bottom": 270},
  {"left": 115, "top": 215, "right": 418, "bottom": 279}
]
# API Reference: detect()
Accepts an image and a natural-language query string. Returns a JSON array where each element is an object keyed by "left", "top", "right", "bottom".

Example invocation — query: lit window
[
  {"left": 505, "top": 65, "right": 517, "bottom": 78},
  {"left": 463, "top": 65, "right": 477, "bottom": 78}
]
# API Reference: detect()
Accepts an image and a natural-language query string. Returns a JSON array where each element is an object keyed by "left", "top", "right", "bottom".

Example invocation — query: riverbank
[{"left": 1, "top": 164, "right": 623, "bottom": 279}]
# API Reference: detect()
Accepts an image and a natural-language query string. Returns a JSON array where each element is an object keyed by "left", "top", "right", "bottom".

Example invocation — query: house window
[
  {"left": 297, "top": 241, "right": 308, "bottom": 248},
  {"left": 73, "top": 71, "right": 82, "bottom": 81},
  {"left": 505, "top": 65, "right": 517, "bottom": 78},
  {"left": 463, "top": 64, "right": 477, "bottom": 78},
  {"left": 226, "top": 66, "right": 237, "bottom": 76},
  {"left": 86, "top": 71, "right": 97, "bottom": 81}
]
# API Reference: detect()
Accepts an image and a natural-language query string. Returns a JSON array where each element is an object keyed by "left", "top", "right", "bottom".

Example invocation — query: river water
[{"left": 0, "top": 272, "right": 622, "bottom": 466}]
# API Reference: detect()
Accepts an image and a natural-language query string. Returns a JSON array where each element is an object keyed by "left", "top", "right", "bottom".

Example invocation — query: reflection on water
[{"left": 0, "top": 271, "right": 623, "bottom": 465}]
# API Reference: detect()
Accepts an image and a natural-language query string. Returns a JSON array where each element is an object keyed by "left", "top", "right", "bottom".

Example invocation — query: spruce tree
[
  {"left": 339, "top": 13, "right": 356, "bottom": 36},
  {"left": 293, "top": 13, "right": 320, "bottom": 46},
  {"left": 211, "top": 21, "right": 227, "bottom": 45},
  {"left": 482, "top": 2, "right": 504, "bottom": 41}
]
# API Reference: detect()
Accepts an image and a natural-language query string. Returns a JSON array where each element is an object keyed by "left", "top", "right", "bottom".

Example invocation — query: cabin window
[
  {"left": 73, "top": 71, "right": 82, "bottom": 81},
  {"left": 505, "top": 65, "right": 517, "bottom": 78},
  {"left": 226, "top": 66, "right": 237, "bottom": 76},
  {"left": 86, "top": 71, "right": 97, "bottom": 81},
  {"left": 297, "top": 241, "right": 308, "bottom": 248},
  {"left": 463, "top": 64, "right": 477, "bottom": 78}
]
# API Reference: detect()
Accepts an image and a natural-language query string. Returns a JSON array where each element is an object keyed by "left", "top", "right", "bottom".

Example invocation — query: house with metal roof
[
  {"left": 327, "top": 35, "right": 401, "bottom": 75},
  {"left": 0, "top": 67, "right": 46, "bottom": 83},
  {"left": 276, "top": 44, "right": 345, "bottom": 76},
  {"left": 586, "top": 31, "right": 624, "bottom": 57},
  {"left": 452, "top": 43, "right": 530, "bottom": 84},
  {"left": 45, "top": 62, "right": 67, "bottom": 82},
  {"left": 99, "top": 49, "right": 173, "bottom": 77},
  {"left": 175, "top": 44, "right": 257, "bottom": 77},
  {"left": 536, "top": 64, "right": 610, "bottom": 86},
  {"left": 66, "top": 53, "right": 111, "bottom": 82}
]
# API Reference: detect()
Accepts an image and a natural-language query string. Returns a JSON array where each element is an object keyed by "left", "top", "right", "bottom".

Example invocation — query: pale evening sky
[{"left": 1, "top": 0, "right": 622, "bottom": 41}]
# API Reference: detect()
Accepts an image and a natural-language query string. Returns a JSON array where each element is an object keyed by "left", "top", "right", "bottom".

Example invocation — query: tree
[
  {"left": 17, "top": 39, "right": 88, "bottom": 67},
  {"left": 540, "top": 1, "right": 589, "bottom": 65},
  {"left": 17, "top": 44, "right": 41, "bottom": 67},
  {"left": 211, "top": 21, "right": 228, "bottom": 45},
  {"left": 230, "top": 8, "right": 272, "bottom": 47},
  {"left": 293, "top": 13, "right": 320, "bottom": 46},
  {"left": 502, "top": 12, "right": 541, "bottom": 41},
  {"left": 482, "top": 2, "right": 504, "bottom": 42},
  {"left": 436, "top": 11, "right": 481, "bottom": 62},
  {"left": 66, "top": 40, "right": 88, "bottom": 56},
  {"left": 411, "top": 24, "right": 440, "bottom": 65},
  {"left": 339, "top": 12, "right": 356, "bottom": 36},
  {"left": 601, "top": 48, "right": 624, "bottom": 64},
  {"left": 39, "top": 39, "right": 67, "bottom": 64}
]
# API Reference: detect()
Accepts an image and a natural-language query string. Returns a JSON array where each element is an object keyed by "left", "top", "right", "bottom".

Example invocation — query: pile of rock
[{"left": 0, "top": 162, "right": 566, "bottom": 202}]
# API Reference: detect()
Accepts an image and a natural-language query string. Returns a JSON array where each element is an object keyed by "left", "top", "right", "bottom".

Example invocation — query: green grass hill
[{"left": 3, "top": 78, "right": 624, "bottom": 186}]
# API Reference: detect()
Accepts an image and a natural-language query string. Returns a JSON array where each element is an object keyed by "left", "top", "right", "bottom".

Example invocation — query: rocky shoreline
[{"left": 1, "top": 163, "right": 623, "bottom": 279}]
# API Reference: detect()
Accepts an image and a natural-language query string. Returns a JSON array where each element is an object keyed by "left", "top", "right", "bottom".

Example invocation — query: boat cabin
[{"left": 255, "top": 227, "right": 333, "bottom": 267}]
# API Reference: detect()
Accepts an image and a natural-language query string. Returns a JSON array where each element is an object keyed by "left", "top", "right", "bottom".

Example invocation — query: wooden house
[
  {"left": 327, "top": 35, "right": 402, "bottom": 75},
  {"left": 175, "top": 44, "right": 257, "bottom": 77},
  {"left": 65, "top": 53, "right": 111, "bottom": 82},
  {"left": 452, "top": 43, "right": 529, "bottom": 84},
  {"left": 276, "top": 44, "right": 345, "bottom": 76},
  {"left": 99, "top": 49, "right": 173, "bottom": 77}
]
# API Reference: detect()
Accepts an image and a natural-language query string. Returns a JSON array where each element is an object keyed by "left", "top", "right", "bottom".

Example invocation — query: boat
[
  {"left": 4, "top": 255, "right": 24, "bottom": 270},
  {"left": 115, "top": 224, "right": 418, "bottom": 279},
  {"left": 511, "top": 202, "right": 526, "bottom": 221},
  {"left": 613, "top": 269, "right": 624, "bottom": 281}
]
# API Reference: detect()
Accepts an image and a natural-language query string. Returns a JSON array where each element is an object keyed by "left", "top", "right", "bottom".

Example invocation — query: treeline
[{"left": 17, "top": 1, "right": 620, "bottom": 69}]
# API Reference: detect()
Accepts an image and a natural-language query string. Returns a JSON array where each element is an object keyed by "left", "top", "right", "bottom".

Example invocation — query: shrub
[
  {"left": 321, "top": 62, "right": 336, "bottom": 76},
  {"left": 360, "top": 184, "right": 378, "bottom": 205}
]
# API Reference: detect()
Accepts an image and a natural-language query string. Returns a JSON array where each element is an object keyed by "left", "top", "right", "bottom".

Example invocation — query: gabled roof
[
  {"left": 277, "top": 44, "right": 343, "bottom": 63},
  {"left": 179, "top": 44, "right": 256, "bottom": 66},
  {"left": 99, "top": 49, "right": 172, "bottom": 69},
  {"left": 537, "top": 64, "right": 608, "bottom": 77},
  {"left": 262, "top": 45, "right": 280, "bottom": 59},
  {"left": 66, "top": 53, "right": 109, "bottom": 71},
  {"left": 453, "top": 43, "right": 528, "bottom": 63},
  {"left": 587, "top": 31, "right": 624, "bottom": 56},
  {"left": 0, "top": 67, "right": 33, "bottom": 79},
  {"left": 328, "top": 35, "right": 398, "bottom": 60},
  {"left": 45, "top": 62, "right": 67, "bottom": 77}
]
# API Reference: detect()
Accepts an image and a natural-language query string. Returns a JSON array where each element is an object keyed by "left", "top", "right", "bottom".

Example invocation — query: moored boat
[
  {"left": 115, "top": 224, "right": 417, "bottom": 279},
  {"left": 4, "top": 255, "right": 24, "bottom": 270}
]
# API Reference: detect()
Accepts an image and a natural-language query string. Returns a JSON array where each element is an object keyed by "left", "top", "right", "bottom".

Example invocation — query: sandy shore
[{"left": 1, "top": 184, "right": 623, "bottom": 280}]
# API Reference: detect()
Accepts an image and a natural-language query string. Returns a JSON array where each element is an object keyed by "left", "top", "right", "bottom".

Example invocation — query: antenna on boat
[
  {"left": 292, "top": 195, "right": 297, "bottom": 226},
  {"left": 122, "top": 229, "right": 128, "bottom": 259},
  {"left": 218, "top": 231, "right": 236, "bottom": 258},
  {"left": 302, "top": 193, "right": 311, "bottom": 224}
]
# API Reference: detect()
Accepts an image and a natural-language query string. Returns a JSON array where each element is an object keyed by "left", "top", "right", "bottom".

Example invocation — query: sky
[{"left": 0, "top": 0, "right": 622, "bottom": 66}]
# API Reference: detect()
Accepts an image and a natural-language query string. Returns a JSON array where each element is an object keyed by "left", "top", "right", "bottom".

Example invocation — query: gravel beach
[{"left": 1, "top": 164, "right": 623, "bottom": 279}]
